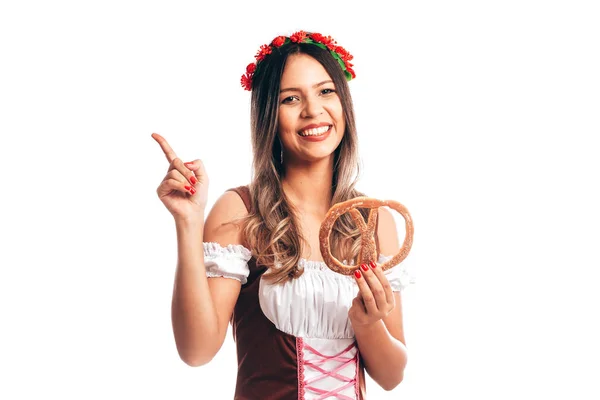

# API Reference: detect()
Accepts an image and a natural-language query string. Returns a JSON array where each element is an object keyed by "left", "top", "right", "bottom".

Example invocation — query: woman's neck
[{"left": 281, "top": 159, "right": 334, "bottom": 215}]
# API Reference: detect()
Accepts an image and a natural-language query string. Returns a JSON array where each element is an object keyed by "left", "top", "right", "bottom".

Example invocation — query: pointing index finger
[{"left": 151, "top": 133, "right": 178, "bottom": 163}]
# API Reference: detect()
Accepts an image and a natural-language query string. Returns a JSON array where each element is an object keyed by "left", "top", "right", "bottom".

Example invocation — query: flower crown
[{"left": 240, "top": 31, "right": 355, "bottom": 91}]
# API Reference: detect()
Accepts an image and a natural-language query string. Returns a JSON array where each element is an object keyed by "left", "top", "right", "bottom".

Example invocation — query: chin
[{"left": 303, "top": 150, "right": 337, "bottom": 162}]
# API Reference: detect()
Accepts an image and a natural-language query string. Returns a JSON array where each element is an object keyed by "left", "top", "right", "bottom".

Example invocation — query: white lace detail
[
  {"left": 297, "top": 255, "right": 414, "bottom": 292},
  {"left": 203, "top": 242, "right": 252, "bottom": 284},
  {"left": 203, "top": 242, "right": 252, "bottom": 258},
  {"left": 259, "top": 254, "right": 414, "bottom": 339},
  {"left": 378, "top": 254, "right": 416, "bottom": 291},
  {"left": 202, "top": 242, "right": 416, "bottom": 337}
]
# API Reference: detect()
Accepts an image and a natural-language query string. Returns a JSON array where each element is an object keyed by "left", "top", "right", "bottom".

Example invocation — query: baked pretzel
[{"left": 319, "top": 197, "right": 414, "bottom": 275}]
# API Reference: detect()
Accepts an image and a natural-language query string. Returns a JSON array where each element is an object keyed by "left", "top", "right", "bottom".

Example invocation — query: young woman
[{"left": 152, "top": 30, "right": 412, "bottom": 399}]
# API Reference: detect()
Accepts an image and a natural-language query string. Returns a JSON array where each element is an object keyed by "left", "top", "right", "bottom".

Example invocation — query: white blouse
[
  {"left": 203, "top": 242, "right": 253, "bottom": 284},
  {"left": 203, "top": 242, "right": 415, "bottom": 339}
]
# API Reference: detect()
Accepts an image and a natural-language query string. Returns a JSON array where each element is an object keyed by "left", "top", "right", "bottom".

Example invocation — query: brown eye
[{"left": 281, "top": 96, "right": 298, "bottom": 104}]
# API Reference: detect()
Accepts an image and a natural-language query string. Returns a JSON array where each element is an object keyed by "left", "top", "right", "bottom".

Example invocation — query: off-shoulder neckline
[{"left": 203, "top": 241, "right": 391, "bottom": 268}]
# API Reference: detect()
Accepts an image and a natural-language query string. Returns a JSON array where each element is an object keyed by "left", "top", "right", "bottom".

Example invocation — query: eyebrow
[{"left": 280, "top": 80, "right": 333, "bottom": 94}]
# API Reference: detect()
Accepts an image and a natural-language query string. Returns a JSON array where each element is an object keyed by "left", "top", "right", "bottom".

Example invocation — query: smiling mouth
[{"left": 298, "top": 125, "right": 332, "bottom": 137}]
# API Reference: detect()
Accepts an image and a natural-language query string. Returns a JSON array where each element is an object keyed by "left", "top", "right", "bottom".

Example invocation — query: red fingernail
[
  {"left": 184, "top": 162, "right": 193, "bottom": 166},
  {"left": 190, "top": 187, "right": 196, "bottom": 194},
  {"left": 190, "top": 176, "right": 197, "bottom": 185},
  {"left": 361, "top": 264, "right": 369, "bottom": 272},
  {"left": 369, "top": 261, "right": 377, "bottom": 269},
  {"left": 184, "top": 185, "right": 192, "bottom": 191},
  {"left": 354, "top": 270, "right": 361, "bottom": 279}
]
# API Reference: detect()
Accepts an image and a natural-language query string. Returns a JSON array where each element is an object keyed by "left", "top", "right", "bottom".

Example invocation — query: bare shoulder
[
  {"left": 204, "top": 189, "right": 249, "bottom": 245},
  {"left": 377, "top": 206, "right": 401, "bottom": 255}
]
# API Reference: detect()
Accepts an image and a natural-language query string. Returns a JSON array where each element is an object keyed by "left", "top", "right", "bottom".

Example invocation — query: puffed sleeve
[
  {"left": 378, "top": 254, "right": 416, "bottom": 292},
  {"left": 203, "top": 242, "right": 252, "bottom": 284}
]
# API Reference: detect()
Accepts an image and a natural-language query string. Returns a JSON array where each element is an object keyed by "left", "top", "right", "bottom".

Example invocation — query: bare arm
[
  {"left": 351, "top": 207, "right": 408, "bottom": 390},
  {"left": 353, "top": 295, "right": 407, "bottom": 390},
  {"left": 171, "top": 190, "right": 248, "bottom": 366}
]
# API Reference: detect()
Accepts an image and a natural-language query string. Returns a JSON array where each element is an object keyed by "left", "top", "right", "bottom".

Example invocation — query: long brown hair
[{"left": 241, "top": 40, "right": 370, "bottom": 283}]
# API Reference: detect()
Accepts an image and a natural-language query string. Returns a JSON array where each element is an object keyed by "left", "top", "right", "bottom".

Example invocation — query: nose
[{"left": 300, "top": 96, "right": 324, "bottom": 118}]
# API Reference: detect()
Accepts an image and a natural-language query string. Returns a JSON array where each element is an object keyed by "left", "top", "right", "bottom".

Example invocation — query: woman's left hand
[{"left": 349, "top": 261, "right": 395, "bottom": 328}]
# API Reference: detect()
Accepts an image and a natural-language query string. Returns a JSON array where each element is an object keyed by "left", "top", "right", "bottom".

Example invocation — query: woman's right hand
[{"left": 152, "top": 133, "right": 209, "bottom": 222}]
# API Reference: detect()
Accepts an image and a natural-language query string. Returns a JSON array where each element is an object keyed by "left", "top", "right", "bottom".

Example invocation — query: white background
[{"left": 1, "top": 0, "right": 599, "bottom": 399}]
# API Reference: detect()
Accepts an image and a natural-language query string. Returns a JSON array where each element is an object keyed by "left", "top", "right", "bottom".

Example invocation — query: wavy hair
[{"left": 241, "top": 41, "right": 371, "bottom": 284}]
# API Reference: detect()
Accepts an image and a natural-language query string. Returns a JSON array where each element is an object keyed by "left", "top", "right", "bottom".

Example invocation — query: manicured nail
[
  {"left": 369, "top": 261, "right": 377, "bottom": 269},
  {"left": 354, "top": 270, "right": 361, "bottom": 279},
  {"left": 190, "top": 187, "right": 196, "bottom": 194},
  {"left": 184, "top": 185, "right": 192, "bottom": 191},
  {"left": 190, "top": 176, "right": 197, "bottom": 185},
  {"left": 184, "top": 162, "right": 194, "bottom": 166},
  {"left": 361, "top": 264, "right": 369, "bottom": 272}
]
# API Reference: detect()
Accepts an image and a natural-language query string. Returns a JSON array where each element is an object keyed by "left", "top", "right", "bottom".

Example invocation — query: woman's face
[{"left": 277, "top": 53, "right": 345, "bottom": 165}]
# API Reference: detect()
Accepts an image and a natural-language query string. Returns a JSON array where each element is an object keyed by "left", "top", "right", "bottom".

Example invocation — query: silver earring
[{"left": 280, "top": 149, "right": 284, "bottom": 164}]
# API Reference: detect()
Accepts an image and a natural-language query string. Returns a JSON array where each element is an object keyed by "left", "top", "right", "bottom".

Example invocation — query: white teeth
[{"left": 299, "top": 125, "right": 330, "bottom": 136}]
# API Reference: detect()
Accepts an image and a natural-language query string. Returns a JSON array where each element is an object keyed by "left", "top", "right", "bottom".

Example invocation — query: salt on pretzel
[{"left": 319, "top": 197, "right": 414, "bottom": 275}]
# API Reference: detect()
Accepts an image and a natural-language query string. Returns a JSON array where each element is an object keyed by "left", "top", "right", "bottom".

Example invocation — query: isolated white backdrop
[{"left": 1, "top": 1, "right": 599, "bottom": 399}]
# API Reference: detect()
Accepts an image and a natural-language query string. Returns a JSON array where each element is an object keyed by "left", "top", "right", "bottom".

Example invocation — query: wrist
[
  {"left": 352, "top": 318, "right": 384, "bottom": 335},
  {"left": 174, "top": 215, "right": 204, "bottom": 232}
]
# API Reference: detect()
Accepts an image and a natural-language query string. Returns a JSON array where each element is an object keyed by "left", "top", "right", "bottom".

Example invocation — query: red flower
[
  {"left": 241, "top": 73, "right": 252, "bottom": 91},
  {"left": 334, "top": 46, "right": 353, "bottom": 62},
  {"left": 290, "top": 30, "right": 308, "bottom": 43},
  {"left": 309, "top": 33, "right": 324, "bottom": 42},
  {"left": 255, "top": 44, "right": 272, "bottom": 62},
  {"left": 310, "top": 33, "right": 336, "bottom": 48},
  {"left": 242, "top": 31, "right": 356, "bottom": 91},
  {"left": 271, "top": 36, "right": 286, "bottom": 47}
]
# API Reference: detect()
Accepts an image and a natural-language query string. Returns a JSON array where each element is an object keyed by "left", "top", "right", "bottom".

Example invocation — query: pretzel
[{"left": 319, "top": 197, "right": 414, "bottom": 275}]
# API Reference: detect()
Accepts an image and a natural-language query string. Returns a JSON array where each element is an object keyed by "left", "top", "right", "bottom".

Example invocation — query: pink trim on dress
[
  {"left": 297, "top": 337, "right": 306, "bottom": 400},
  {"left": 354, "top": 348, "right": 360, "bottom": 399},
  {"left": 297, "top": 340, "right": 359, "bottom": 400}
]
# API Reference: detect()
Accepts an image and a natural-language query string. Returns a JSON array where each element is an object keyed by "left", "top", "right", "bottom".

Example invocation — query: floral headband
[{"left": 240, "top": 31, "right": 355, "bottom": 91}]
